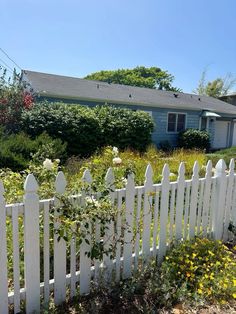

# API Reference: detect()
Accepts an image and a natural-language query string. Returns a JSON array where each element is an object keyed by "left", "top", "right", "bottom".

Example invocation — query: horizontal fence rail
[{"left": 0, "top": 159, "right": 236, "bottom": 313}]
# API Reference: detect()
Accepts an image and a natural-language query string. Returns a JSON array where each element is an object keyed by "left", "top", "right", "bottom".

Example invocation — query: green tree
[
  {"left": 194, "top": 69, "right": 236, "bottom": 98},
  {"left": 84, "top": 66, "right": 181, "bottom": 91}
]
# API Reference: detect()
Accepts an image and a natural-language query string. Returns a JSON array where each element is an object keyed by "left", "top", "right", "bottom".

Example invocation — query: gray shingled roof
[{"left": 22, "top": 70, "right": 236, "bottom": 115}]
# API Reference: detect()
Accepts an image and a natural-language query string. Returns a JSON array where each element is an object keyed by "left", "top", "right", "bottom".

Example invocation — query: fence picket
[
  {"left": 223, "top": 158, "right": 235, "bottom": 241},
  {"left": 189, "top": 162, "right": 199, "bottom": 239},
  {"left": 152, "top": 186, "right": 160, "bottom": 257},
  {"left": 123, "top": 173, "right": 135, "bottom": 279},
  {"left": 183, "top": 181, "right": 190, "bottom": 240},
  {"left": 43, "top": 200, "right": 50, "bottom": 306},
  {"left": 202, "top": 161, "right": 212, "bottom": 237},
  {"left": 54, "top": 172, "right": 67, "bottom": 305},
  {"left": 104, "top": 168, "right": 115, "bottom": 282},
  {"left": 158, "top": 164, "right": 170, "bottom": 264},
  {"left": 115, "top": 191, "right": 122, "bottom": 281},
  {"left": 24, "top": 174, "right": 40, "bottom": 313},
  {"left": 169, "top": 184, "right": 176, "bottom": 242},
  {"left": 134, "top": 188, "right": 142, "bottom": 271},
  {"left": 12, "top": 205, "right": 20, "bottom": 314},
  {"left": 80, "top": 169, "right": 92, "bottom": 295},
  {"left": 0, "top": 181, "right": 8, "bottom": 314},
  {"left": 142, "top": 164, "right": 153, "bottom": 264},
  {"left": 214, "top": 159, "right": 227, "bottom": 240},
  {"left": 197, "top": 180, "right": 204, "bottom": 234},
  {"left": 175, "top": 162, "right": 185, "bottom": 240}
]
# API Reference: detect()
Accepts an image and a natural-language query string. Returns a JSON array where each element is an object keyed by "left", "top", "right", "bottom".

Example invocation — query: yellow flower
[
  {"left": 186, "top": 272, "right": 191, "bottom": 278},
  {"left": 198, "top": 288, "right": 203, "bottom": 294},
  {"left": 233, "top": 293, "right": 236, "bottom": 299},
  {"left": 233, "top": 279, "right": 236, "bottom": 287}
]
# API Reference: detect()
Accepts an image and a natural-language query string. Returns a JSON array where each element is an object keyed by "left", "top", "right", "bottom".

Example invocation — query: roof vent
[
  {"left": 97, "top": 84, "right": 99, "bottom": 89},
  {"left": 173, "top": 93, "right": 179, "bottom": 98},
  {"left": 198, "top": 97, "right": 201, "bottom": 101},
  {"left": 129, "top": 94, "right": 132, "bottom": 98}
]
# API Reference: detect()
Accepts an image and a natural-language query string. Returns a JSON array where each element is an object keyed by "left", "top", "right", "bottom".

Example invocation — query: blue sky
[{"left": 1, "top": 0, "right": 236, "bottom": 93}]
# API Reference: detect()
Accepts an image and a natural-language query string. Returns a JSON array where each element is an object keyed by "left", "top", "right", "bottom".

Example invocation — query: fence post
[
  {"left": 24, "top": 174, "right": 40, "bottom": 313},
  {"left": 213, "top": 159, "right": 227, "bottom": 240},
  {"left": 54, "top": 171, "right": 67, "bottom": 305},
  {"left": 0, "top": 181, "right": 8, "bottom": 314}
]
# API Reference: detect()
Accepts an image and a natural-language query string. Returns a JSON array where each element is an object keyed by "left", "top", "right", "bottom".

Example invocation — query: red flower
[{"left": 23, "top": 93, "right": 34, "bottom": 109}]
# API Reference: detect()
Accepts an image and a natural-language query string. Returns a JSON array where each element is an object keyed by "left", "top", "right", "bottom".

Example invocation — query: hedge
[{"left": 21, "top": 103, "right": 155, "bottom": 156}]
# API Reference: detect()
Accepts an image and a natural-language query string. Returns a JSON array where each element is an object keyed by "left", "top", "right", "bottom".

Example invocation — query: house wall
[{"left": 37, "top": 96, "right": 217, "bottom": 148}]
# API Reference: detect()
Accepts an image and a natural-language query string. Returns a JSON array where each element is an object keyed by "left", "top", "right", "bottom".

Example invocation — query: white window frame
[{"left": 166, "top": 112, "right": 187, "bottom": 133}]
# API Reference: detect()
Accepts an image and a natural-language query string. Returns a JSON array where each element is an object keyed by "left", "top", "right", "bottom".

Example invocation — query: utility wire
[
  {"left": 0, "top": 47, "right": 22, "bottom": 71},
  {"left": 0, "top": 57, "right": 14, "bottom": 73}
]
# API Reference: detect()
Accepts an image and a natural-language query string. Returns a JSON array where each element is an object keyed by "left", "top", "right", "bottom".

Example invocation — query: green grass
[{"left": 206, "top": 146, "right": 236, "bottom": 166}]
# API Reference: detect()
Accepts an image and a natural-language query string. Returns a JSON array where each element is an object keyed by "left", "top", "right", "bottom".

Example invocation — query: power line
[
  {"left": 0, "top": 47, "right": 22, "bottom": 71},
  {"left": 0, "top": 57, "right": 14, "bottom": 73}
]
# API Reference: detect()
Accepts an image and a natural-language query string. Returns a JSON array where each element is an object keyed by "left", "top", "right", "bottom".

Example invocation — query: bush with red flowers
[{"left": 0, "top": 68, "right": 34, "bottom": 131}]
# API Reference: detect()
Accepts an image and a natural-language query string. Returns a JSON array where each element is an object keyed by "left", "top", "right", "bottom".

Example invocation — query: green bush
[
  {"left": 0, "top": 132, "right": 67, "bottom": 171},
  {"left": 178, "top": 129, "right": 210, "bottom": 151},
  {"left": 21, "top": 103, "right": 101, "bottom": 157},
  {"left": 21, "top": 103, "right": 155, "bottom": 156},
  {"left": 94, "top": 105, "right": 154, "bottom": 151}
]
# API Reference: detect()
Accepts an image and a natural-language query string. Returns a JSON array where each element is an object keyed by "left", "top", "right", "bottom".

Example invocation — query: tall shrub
[
  {"left": 21, "top": 103, "right": 102, "bottom": 157},
  {"left": 94, "top": 105, "right": 154, "bottom": 151}
]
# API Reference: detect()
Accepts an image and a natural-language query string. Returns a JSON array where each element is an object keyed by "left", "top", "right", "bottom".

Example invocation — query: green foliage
[
  {"left": 20, "top": 102, "right": 101, "bottom": 157},
  {"left": 94, "top": 105, "right": 154, "bottom": 151},
  {"left": 0, "top": 131, "right": 66, "bottom": 171},
  {"left": 0, "top": 68, "right": 34, "bottom": 131},
  {"left": 84, "top": 66, "right": 181, "bottom": 91},
  {"left": 178, "top": 129, "right": 210, "bottom": 151},
  {"left": 159, "top": 238, "right": 236, "bottom": 305},
  {"left": 194, "top": 69, "right": 236, "bottom": 98},
  {"left": 21, "top": 103, "right": 155, "bottom": 155},
  {"left": 206, "top": 146, "right": 236, "bottom": 166}
]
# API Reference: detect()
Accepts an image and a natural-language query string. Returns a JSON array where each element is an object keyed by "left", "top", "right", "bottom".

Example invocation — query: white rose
[
  {"left": 113, "top": 157, "right": 122, "bottom": 165},
  {"left": 43, "top": 158, "right": 53, "bottom": 170},
  {"left": 112, "top": 146, "right": 119, "bottom": 155},
  {"left": 55, "top": 159, "right": 60, "bottom": 163}
]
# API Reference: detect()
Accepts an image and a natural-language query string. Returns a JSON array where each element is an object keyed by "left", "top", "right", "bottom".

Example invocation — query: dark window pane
[
  {"left": 201, "top": 117, "right": 207, "bottom": 130},
  {"left": 168, "top": 113, "right": 176, "bottom": 132},
  {"left": 177, "top": 114, "right": 186, "bottom": 132}
]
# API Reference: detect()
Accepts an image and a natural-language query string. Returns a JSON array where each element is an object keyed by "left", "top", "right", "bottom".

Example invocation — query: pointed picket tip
[
  {"left": 0, "top": 180, "right": 5, "bottom": 195},
  {"left": 229, "top": 158, "right": 235, "bottom": 173},
  {"left": 24, "top": 174, "right": 39, "bottom": 193},
  {"left": 192, "top": 161, "right": 199, "bottom": 175},
  {"left": 178, "top": 162, "right": 185, "bottom": 177},
  {"left": 55, "top": 171, "right": 67, "bottom": 193},
  {"left": 82, "top": 169, "right": 93, "bottom": 184},
  {"left": 162, "top": 163, "right": 170, "bottom": 178},
  {"left": 145, "top": 164, "right": 153, "bottom": 178},
  {"left": 206, "top": 160, "right": 212, "bottom": 173},
  {"left": 215, "top": 159, "right": 226, "bottom": 175},
  {"left": 105, "top": 167, "right": 115, "bottom": 185}
]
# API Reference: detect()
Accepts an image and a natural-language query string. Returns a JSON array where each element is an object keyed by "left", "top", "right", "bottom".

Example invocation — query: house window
[{"left": 167, "top": 113, "right": 186, "bottom": 132}]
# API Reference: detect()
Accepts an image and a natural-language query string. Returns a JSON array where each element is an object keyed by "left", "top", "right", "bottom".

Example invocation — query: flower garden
[{"left": 0, "top": 72, "right": 236, "bottom": 313}]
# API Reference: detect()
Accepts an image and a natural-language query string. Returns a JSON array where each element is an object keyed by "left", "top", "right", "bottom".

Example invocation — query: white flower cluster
[
  {"left": 43, "top": 158, "right": 60, "bottom": 170},
  {"left": 43, "top": 158, "right": 53, "bottom": 170},
  {"left": 85, "top": 196, "right": 100, "bottom": 208},
  {"left": 112, "top": 146, "right": 122, "bottom": 165}
]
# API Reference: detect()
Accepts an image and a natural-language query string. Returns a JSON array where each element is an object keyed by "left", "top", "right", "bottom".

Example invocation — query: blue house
[{"left": 22, "top": 70, "right": 236, "bottom": 149}]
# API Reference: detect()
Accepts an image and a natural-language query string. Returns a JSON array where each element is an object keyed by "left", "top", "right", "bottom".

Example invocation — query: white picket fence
[{"left": 0, "top": 159, "right": 236, "bottom": 313}]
